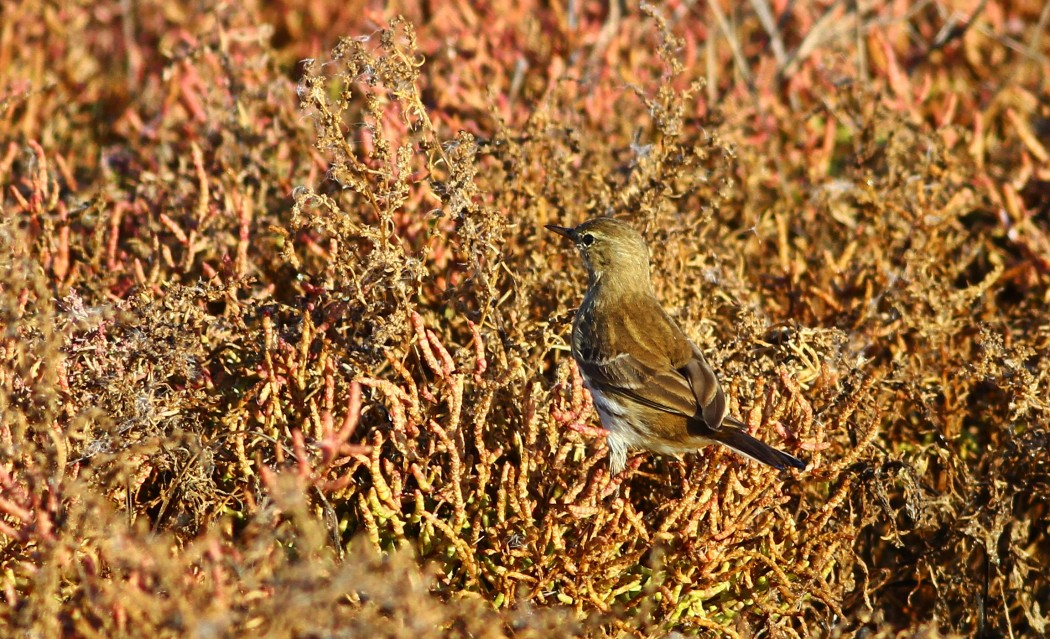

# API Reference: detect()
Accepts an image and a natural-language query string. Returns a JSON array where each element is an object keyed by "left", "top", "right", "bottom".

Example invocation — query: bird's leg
[{"left": 601, "top": 455, "right": 644, "bottom": 499}]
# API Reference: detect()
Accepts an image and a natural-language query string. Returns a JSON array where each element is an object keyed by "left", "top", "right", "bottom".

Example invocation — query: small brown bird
[{"left": 547, "top": 217, "right": 805, "bottom": 476}]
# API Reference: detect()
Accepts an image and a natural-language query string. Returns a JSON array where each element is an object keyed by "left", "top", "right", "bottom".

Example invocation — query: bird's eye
[{"left": 580, "top": 233, "right": 595, "bottom": 246}]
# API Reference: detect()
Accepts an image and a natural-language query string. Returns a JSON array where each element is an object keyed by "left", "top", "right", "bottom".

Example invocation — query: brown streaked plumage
[{"left": 546, "top": 217, "right": 806, "bottom": 476}]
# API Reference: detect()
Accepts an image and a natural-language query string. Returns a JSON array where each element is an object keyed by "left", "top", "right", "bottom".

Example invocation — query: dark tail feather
[{"left": 710, "top": 427, "right": 806, "bottom": 471}]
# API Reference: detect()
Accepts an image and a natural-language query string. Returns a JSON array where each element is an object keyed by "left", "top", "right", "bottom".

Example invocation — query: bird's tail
[{"left": 709, "top": 425, "right": 806, "bottom": 471}]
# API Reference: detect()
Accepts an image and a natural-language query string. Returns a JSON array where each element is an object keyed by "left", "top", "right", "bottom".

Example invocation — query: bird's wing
[
  {"left": 578, "top": 350, "right": 699, "bottom": 418},
  {"left": 574, "top": 301, "right": 711, "bottom": 420},
  {"left": 682, "top": 343, "right": 730, "bottom": 431}
]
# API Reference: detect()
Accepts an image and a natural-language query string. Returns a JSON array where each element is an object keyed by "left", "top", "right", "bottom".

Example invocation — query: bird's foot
[{"left": 567, "top": 422, "right": 607, "bottom": 438}]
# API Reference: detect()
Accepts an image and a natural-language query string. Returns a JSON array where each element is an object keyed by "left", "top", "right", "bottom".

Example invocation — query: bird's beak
[{"left": 545, "top": 224, "right": 577, "bottom": 242}]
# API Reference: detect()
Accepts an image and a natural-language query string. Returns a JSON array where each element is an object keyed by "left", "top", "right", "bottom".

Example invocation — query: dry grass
[{"left": 2, "top": 1, "right": 1049, "bottom": 637}]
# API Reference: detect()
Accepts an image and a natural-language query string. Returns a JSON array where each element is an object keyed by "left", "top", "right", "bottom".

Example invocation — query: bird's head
[{"left": 545, "top": 217, "right": 651, "bottom": 285}]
